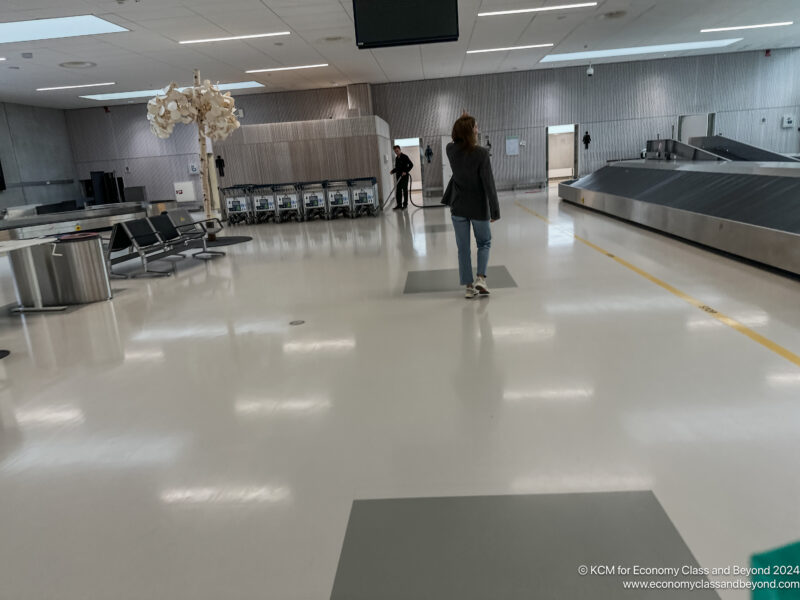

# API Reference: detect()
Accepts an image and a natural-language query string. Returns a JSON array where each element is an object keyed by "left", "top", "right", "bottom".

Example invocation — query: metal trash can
[
  {"left": 52, "top": 233, "right": 112, "bottom": 304},
  {"left": 10, "top": 233, "right": 112, "bottom": 307}
]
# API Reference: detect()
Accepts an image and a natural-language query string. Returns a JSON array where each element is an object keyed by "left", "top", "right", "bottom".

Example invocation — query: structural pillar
[{"left": 346, "top": 83, "right": 373, "bottom": 117}]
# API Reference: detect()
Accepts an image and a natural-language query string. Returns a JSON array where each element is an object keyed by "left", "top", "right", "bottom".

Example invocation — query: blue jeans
[{"left": 451, "top": 215, "right": 491, "bottom": 285}]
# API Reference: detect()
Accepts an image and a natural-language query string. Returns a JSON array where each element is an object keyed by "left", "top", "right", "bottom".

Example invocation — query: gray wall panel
[
  {"left": 233, "top": 88, "right": 348, "bottom": 124},
  {"left": 66, "top": 108, "right": 116, "bottom": 163},
  {"left": 215, "top": 117, "right": 392, "bottom": 200},
  {"left": 65, "top": 48, "right": 800, "bottom": 196},
  {"left": 67, "top": 87, "right": 349, "bottom": 201},
  {"left": 0, "top": 102, "right": 80, "bottom": 209},
  {"left": 373, "top": 48, "right": 800, "bottom": 188}
]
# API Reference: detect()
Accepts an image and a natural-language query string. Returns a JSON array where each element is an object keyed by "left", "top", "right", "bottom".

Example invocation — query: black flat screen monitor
[{"left": 353, "top": 0, "right": 459, "bottom": 49}]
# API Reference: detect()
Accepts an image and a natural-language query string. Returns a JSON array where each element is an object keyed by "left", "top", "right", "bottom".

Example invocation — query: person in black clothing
[
  {"left": 215, "top": 155, "right": 226, "bottom": 177},
  {"left": 582, "top": 131, "right": 591, "bottom": 150},
  {"left": 442, "top": 113, "right": 500, "bottom": 298},
  {"left": 390, "top": 145, "right": 414, "bottom": 209}
]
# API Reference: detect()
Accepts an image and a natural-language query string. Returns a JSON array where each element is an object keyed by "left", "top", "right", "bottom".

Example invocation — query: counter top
[
  {"left": 0, "top": 238, "right": 58, "bottom": 254},
  {"left": 0, "top": 203, "right": 146, "bottom": 231}
]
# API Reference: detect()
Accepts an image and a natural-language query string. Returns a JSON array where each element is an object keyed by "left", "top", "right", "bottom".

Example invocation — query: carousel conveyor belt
[{"left": 559, "top": 160, "right": 800, "bottom": 276}]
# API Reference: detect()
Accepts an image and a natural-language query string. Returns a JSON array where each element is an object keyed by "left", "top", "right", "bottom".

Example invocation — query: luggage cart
[
  {"left": 251, "top": 185, "right": 277, "bottom": 224},
  {"left": 348, "top": 177, "right": 380, "bottom": 218},
  {"left": 273, "top": 183, "right": 302, "bottom": 222},
  {"left": 222, "top": 185, "right": 253, "bottom": 226},
  {"left": 301, "top": 181, "right": 327, "bottom": 221},
  {"left": 325, "top": 180, "right": 351, "bottom": 220}
]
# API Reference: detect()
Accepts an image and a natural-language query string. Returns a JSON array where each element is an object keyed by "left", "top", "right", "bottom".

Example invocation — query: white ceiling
[{"left": 0, "top": 0, "right": 797, "bottom": 109}]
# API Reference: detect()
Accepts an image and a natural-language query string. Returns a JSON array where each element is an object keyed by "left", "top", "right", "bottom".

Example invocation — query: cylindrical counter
[{"left": 10, "top": 233, "right": 112, "bottom": 308}]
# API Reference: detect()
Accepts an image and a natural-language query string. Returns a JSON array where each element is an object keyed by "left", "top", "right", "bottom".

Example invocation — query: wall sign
[
  {"left": 506, "top": 136, "right": 520, "bottom": 156},
  {"left": 174, "top": 181, "right": 197, "bottom": 202}
]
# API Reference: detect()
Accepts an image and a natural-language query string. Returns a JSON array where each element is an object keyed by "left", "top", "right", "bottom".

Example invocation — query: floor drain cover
[{"left": 290, "top": 320, "right": 305, "bottom": 326}]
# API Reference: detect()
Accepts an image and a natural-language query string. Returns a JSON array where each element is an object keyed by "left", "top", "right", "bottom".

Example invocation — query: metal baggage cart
[
  {"left": 222, "top": 185, "right": 253, "bottom": 226},
  {"left": 348, "top": 177, "right": 379, "bottom": 218},
  {"left": 273, "top": 183, "right": 302, "bottom": 222},
  {"left": 325, "top": 180, "right": 351, "bottom": 220},
  {"left": 251, "top": 185, "right": 277, "bottom": 223},
  {"left": 301, "top": 181, "right": 327, "bottom": 221}
]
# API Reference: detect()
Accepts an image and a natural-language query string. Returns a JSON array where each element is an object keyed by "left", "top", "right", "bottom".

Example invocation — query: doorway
[
  {"left": 394, "top": 137, "right": 424, "bottom": 191},
  {"left": 677, "top": 113, "right": 715, "bottom": 143},
  {"left": 546, "top": 124, "right": 577, "bottom": 185}
]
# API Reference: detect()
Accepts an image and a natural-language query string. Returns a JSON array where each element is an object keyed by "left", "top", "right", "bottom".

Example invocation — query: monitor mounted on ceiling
[{"left": 352, "top": 0, "right": 459, "bottom": 49}]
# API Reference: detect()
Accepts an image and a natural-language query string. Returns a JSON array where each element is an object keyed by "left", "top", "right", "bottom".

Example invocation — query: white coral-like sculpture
[
  {"left": 146, "top": 71, "right": 242, "bottom": 217},
  {"left": 146, "top": 80, "right": 240, "bottom": 140}
]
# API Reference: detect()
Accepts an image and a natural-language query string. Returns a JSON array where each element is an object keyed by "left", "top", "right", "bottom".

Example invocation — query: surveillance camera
[{"left": 586, "top": 66, "right": 594, "bottom": 77}]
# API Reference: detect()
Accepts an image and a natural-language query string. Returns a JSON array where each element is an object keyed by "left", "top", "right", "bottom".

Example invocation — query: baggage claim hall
[{"left": 1, "top": 1, "right": 799, "bottom": 599}]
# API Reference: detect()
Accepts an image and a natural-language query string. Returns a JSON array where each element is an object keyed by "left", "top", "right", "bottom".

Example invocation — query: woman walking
[{"left": 443, "top": 113, "right": 500, "bottom": 298}]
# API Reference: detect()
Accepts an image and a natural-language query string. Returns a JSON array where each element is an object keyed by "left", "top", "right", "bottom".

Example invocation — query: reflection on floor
[{"left": 0, "top": 189, "right": 799, "bottom": 600}]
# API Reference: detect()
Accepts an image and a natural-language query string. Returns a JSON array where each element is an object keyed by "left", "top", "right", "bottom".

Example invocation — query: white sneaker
[
  {"left": 474, "top": 276, "right": 490, "bottom": 296},
  {"left": 465, "top": 285, "right": 477, "bottom": 299}
]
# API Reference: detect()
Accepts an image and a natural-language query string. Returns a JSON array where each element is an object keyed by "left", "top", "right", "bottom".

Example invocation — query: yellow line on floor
[{"left": 514, "top": 200, "right": 800, "bottom": 368}]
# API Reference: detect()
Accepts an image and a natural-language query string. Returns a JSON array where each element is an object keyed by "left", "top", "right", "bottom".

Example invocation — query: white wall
[{"left": 548, "top": 132, "right": 575, "bottom": 177}]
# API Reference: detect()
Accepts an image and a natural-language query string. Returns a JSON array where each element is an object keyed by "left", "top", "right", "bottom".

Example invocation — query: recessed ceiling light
[
  {"left": 0, "top": 58, "right": 5, "bottom": 62},
  {"left": 540, "top": 38, "right": 742, "bottom": 62},
  {"left": 245, "top": 63, "right": 328, "bottom": 73},
  {"left": 179, "top": 31, "right": 290, "bottom": 44},
  {"left": 701, "top": 21, "right": 792, "bottom": 33},
  {"left": 479, "top": 2, "right": 597, "bottom": 16},
  {"left": 0, "top": 15, "right": 128, "bottom": 44},
  {"left": 81, "top": 81, "right": 264, "bottom": 101},
  {"left": 467, "top": 43, "right": 553, "bottom": 54},
  {"left": 59, "top": 61, "right": 97, "bottom": 69},
  {"left": 37, "top": 82, "right": 115, "bottom": 91}
]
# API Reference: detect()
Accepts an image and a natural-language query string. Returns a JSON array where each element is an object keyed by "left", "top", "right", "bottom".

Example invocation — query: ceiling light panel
[
  {"left": 0, "top": 15, "right": 128, "bottom": 44},
  {"left": 540, "top": 38, "right": 743, "bottom": 62},
  {"left": 179, "top": 31, "right": 291, "bottom": 44},
  {"left": 37, "top": 82, "right": 115, "bottom": 91},
  {"left": 479, "top": 2, "right": 597, "bottom": 16},
  {"left": 700, "top": 21, "right": 793, "bottom": 33},
  {"left": 467, "top": 43, "right": 553, "bottom": 54},
  {"left": 245, "top": 63, "right": 329, "bottom": 73}
]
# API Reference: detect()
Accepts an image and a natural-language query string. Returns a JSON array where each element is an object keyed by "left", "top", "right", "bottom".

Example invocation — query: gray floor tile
[
  {"left": 403, "top": 265, "right": 517, "bottom": 293},
  {"left": 331, "top": 492, "right": 719, "bottom": 600}
]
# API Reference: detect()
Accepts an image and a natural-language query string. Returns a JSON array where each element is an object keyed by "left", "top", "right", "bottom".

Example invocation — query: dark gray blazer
[{"left": 443, "top": 142, "right": 500, "bottom": 221}]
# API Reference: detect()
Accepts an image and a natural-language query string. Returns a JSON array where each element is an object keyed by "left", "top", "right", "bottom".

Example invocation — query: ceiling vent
[
  {"left": 59, "top": 61, "right": 97, "bottom": 68},
  {"left": 597, "top": 10, "right": 627, "bottom": 20}
]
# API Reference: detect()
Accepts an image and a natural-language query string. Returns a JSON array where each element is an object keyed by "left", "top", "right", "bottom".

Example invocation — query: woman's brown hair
[{"left": 451, "top": 114, "right": 477, "bottom": 152}]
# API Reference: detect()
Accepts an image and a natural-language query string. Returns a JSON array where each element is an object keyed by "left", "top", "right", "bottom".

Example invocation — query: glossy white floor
[{"left": 1, "top": 189, "right": 799, "bottom": 600}]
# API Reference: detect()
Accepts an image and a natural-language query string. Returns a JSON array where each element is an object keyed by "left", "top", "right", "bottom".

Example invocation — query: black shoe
[
  {"left": 393, "top": 205, "right": 402, "bottom": 210},
  {"left": 402, "top": 204, "right": 408, "bottom": 209}
]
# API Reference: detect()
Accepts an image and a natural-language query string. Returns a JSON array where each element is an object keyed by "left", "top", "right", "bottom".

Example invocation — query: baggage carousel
[
  {"left": 559, "top": 152, "right": 800, "bottom": 276},
  {"left": 0, "top": 202, "right": 147, "bottom": 240}
]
